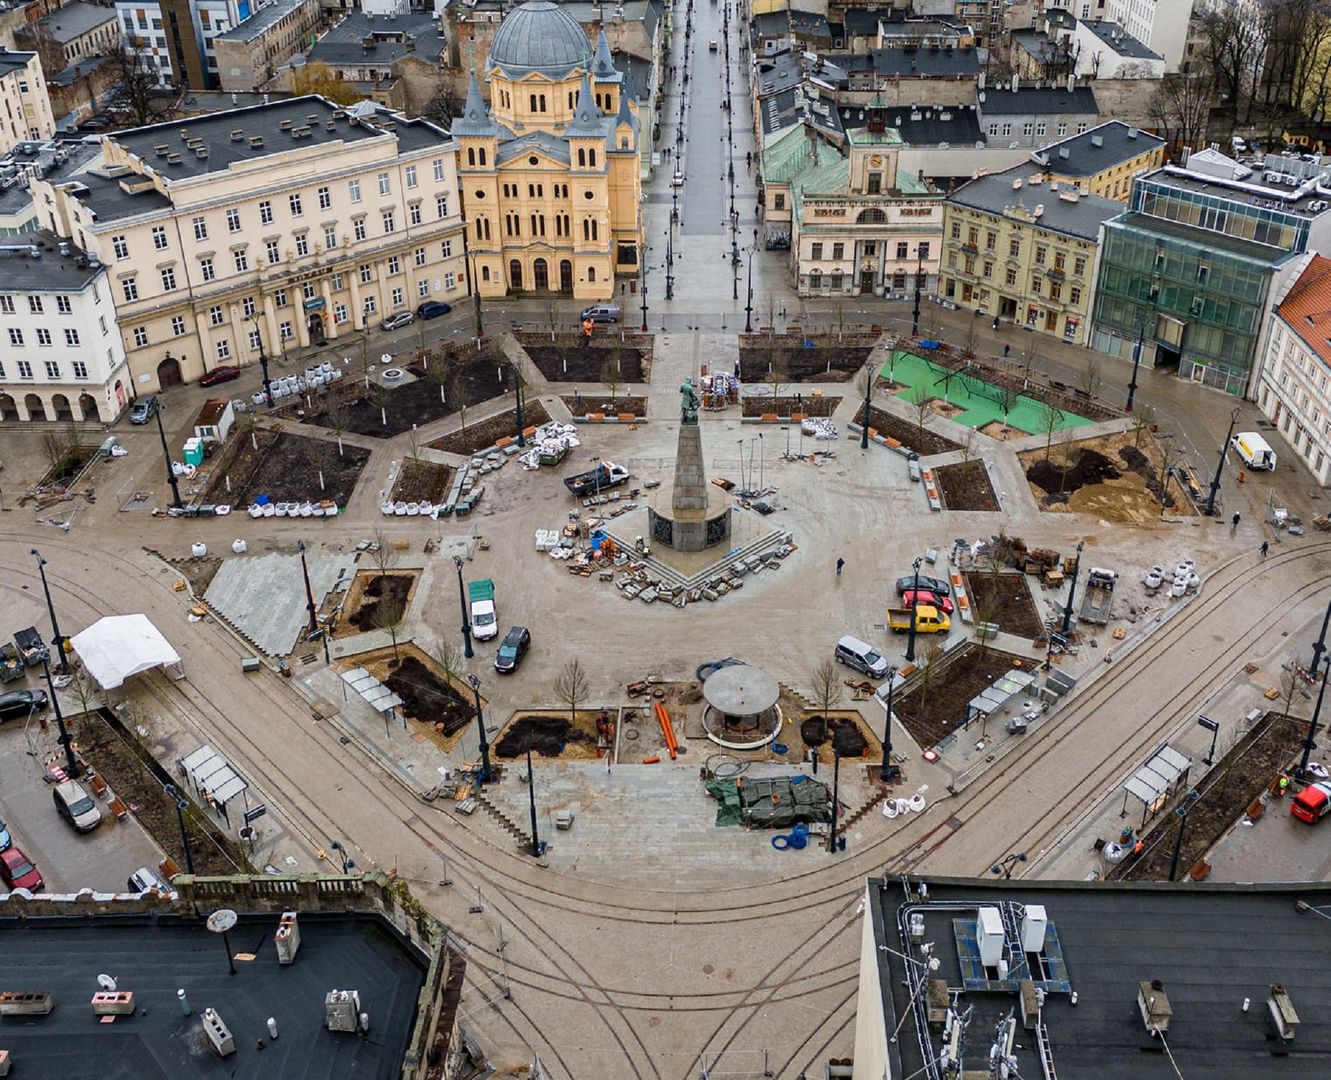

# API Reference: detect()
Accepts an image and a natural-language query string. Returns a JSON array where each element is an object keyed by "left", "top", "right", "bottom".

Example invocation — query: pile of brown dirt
[
  {"left": 350, "top": 573, "right": 414, "bottom": 630},
  {"left": 1025, "top": 448, "right": 1120, "bottom": 501},
  {"left": 384, "top": 655, "right": 472, "bottom": 735},
  {"left": 494, "top": 715, "right": 594, "bottom": 757}
]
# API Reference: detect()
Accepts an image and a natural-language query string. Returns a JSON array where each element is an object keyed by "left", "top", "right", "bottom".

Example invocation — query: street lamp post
[
  {"left": 328, "top": 840, "right": 356, "bottom": 873},
  {"left": 32, "top": 549, "right": 68, "bottom": 674},
  {"left": 666, "top": 226, "right": 675, "bottom": 301},
  {"left": 1061, "top": 540, "right": 1084, "bottom": 635},
  {"left": 163, "top": 783, "right": 194, "bottom": 874},
  {"left": 1126, "top": 311, "right": 1147, "bottom": 413},
  {"left": 39, "top": 650, "right": 78, "bottom": 777},
  {"left": 468, "top": 673, "right": 494, "bottom": 785},
  {"left": 1310, "top": 598, "right": 1331, "bottom": 674},
  {"left": 1168, "top": 790, "right": 1201, "bottom": 882},
  {"left": 1198, "top": 715, "right": 1220, "bottom": 767},
  {"left": 990, "top": 852, "right": 1028, "bottom": 879},
  {"left": 860, "top": 358, "right": 874, "bottom": 450},
  {"left": 152, "top": 400, "right": 185, "bottom": 510},
  {"left": 905, "top": 557, "right": 923, "bottom": 663},
  {"left": 744, "top": 228, "right": 757, "bottom": 332},
  {"left": 297, "top": 540, "right": 318, "bottom": 635},
  {"left": 1204, "top": 406, "right": 1241, "bottom": 517},
  {"left": 248, "top": 319, "right": 274, "bottom": 407},
  {"left": 640, "top": 254, "right": 649, "bottom": 333},
  {"left": 453, "top": 555, "right": 474, "bottom": 659},
  {"left": 827, "top": 739, "right": 843, "bottom": 854},
  {"left": 880, "top": 667, "right": 900, "bottom": 782},
  {"left": 911, "top": 248, "right": 924, "bottom": 336},
  {"left": 1298, "top": 654, "right": 1331, "bottom": 779},
  {"left": 525, "top": 741, "right": 543, "bottom": 858}
]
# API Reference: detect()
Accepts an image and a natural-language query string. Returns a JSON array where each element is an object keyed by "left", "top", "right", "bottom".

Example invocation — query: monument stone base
[{"left": 649, "top": 485, "right": 732, "bottom": 551}]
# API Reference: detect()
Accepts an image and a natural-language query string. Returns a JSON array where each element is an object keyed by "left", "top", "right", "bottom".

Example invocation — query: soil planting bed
[
  {"left": 562, "top": 394, "right": 648, "bottom": 417},
  {"left": 205, "top": 429, "right": 369, "bottom": 506},
  {"left": 740, "top": 395, "right": 841, "bottom": 417},
  {"left": 963, "top": 572, "right": 1043, "bottom": 638},
  {"left": 893, "top": 643, "right": 1032, "bottom": 750},
  {"left": 1112, "top": 710, "right": 1305, "bottom": 881},
  {"left": 934, "top": 460, "right": 999, "bottom": 511},
  {"left": 340, "top": 644, "right": 480, "bottom": 750},
  {"left": 37, "top": 445, "right": 97, "bottom": 488},
  {"left": 165, "top": 555, "right": 224, "bottom": 595},
  {"left": 338, "top": 570, "right": 418, "bottom": 634},
  {"left": 390, "top": 459, "right": 454, "bottom": 505},
  {"left": 429, "top": 399, "right": 552, "bottom": 456},
  {"left": 797, "top": 711, "right": 882, "bottom": 764},
  {"left": 77, "top": 707, "right": 244, "bottom": 875},
  {"left": 517, "top": 333, "right": 650, "bottom": 383},
  {"left": 738, "top": 345, "right": 872, "bottom": 382},
  {"left": 856, "top": 403, "right": 961, "bottom": 455},
  {"left": 1021, "top": 430, "right": 1193, "bottom": 523},
  {"left": 494, "top": 710, "right": 607, "bottom": 760}
]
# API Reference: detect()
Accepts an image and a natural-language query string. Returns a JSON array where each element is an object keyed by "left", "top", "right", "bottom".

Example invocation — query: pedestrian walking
[
  {"left": 1261, "top": 540, "right": 1269, "bottom": 557},
  {"left": 992, "top": 316, "right": 1000, "bottom": 331},
  {"left": 1003, "top": 344, "right": 1010, "bottom": 358},
  {"left": 1231, "top": 512, "right": 1241, "bottom": 533},
  {"left": 836, "top": 558, "right": 845, "bottom": 576}
]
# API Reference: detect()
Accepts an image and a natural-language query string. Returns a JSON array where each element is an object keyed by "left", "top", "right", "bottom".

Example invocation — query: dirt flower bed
[
  {"left": 934, "top": 460, "right": 999, "bottom": 511},
  {"left": 1112, "top": 710, "right": 1305, "bottom": 881},
  {"left": 893, "top": 643, "right": 1033, "bottom": 750},
  {"left": 390, "top": 459, "right": 454, "bottom": 504},
  {"left": 516, "top": 332, "right": 651, "bottom": 383},
  {"left": 856, "top": 403, "right": 961, "bottom": 455},
  {"left": 204, "top": 429, "right": 369, "bottom": 506},
  {"left": 429, "top": 399, "right": 553, "bottom": 456},
  {"left": 337, "top": 570, "right": 419, "bottom": 634},
  {"left": 340, "top": 644, "right": 479, "bottom": 750},
  {"left": 740, "top": 395, "right": 841, "bottom": 418},
  {"left": 738, "top": 344, "right": 873, "bottom": 382},
  {"left": 796, "top": 709, "right": 883, "bottom": 765},
  {"left": 562, "top": 394, "right": 648, "bottom": 417},
  {"left": 37, "top": 445, "right": 97, "bottom": 488},
  {"left": 164, "top": 555, "right": 224, "bottom": 595},
  {"left": 963, "top": 572, "right": 1043, "bottom": 638},
  {"left": 494, "top": 709, "right": 609, "bottom": 760}
]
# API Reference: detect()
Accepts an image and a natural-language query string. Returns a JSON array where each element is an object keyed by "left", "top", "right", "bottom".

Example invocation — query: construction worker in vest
[
  {"left": 581, "top": 317, "right": 594, "bottom": 344},
  {"left": 1279, "top": 774, "right": 1290, "bottom": 797}
]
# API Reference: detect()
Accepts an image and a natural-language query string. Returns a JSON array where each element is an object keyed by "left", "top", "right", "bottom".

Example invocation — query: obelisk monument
[{"left": 648, "top": 378, "right": 732, "bottom": 551}]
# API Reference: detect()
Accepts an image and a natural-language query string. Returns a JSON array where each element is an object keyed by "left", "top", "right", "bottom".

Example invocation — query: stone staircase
[
  {"left": 603, "top": 525, "right": 789, "bottom": 592},
  {"left": 474, "top": 789, "right": 532, "bottom": 850},
  {"left": 841, "top": 776, "right": 892, "bottom": 832}
]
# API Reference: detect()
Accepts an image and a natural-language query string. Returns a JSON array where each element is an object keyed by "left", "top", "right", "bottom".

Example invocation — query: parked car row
[{"left": 833, "top": 572, "right": 958, "bottom": 679}]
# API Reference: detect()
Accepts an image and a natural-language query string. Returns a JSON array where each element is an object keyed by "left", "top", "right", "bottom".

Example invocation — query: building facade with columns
[
  {"left": 31, "top": 94, "right": 467, "bottom": 394},
  {"left": 452, "top": 1, "right": 643, "bottom": 302}
]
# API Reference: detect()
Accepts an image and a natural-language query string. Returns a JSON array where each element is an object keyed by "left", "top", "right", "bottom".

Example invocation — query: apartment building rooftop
[
  {"left": 0, "top": 230, "right": 103, "bottom": 291},
  {"left": 216, "top": 0, "right": 315, "bottom": 43},
  {"left": 1031, "top": 120, "right": 1165, "bottom": 177},
  {"left": 980, "top": 83, "right": 1099, "bottom": 116},
  {"left": 31, "top": 1, "right": 117, "bottom": 44},
  {"left": 949, "top": 165, "right": 1123, "bottom": 241},
  {"left": 0, "top": 45, "right": 36, "bottom": 75},
  {"left": 306, "top": 11, "right": 447, "bottom": 67}
]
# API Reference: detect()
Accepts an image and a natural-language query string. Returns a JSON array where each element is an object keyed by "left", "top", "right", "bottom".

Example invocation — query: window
[
  {"left": 1005, "top": 267, "right": 1017, "bottom": 286},
  {"left": 444, "top": 271, "right": 456, "bottom": 290},
  {"left": 1057, "top": 123, "right": 1068, "bottom": 136},
  {"left": 16, "top": 360, "right": 31, "bottom": 378},
  {"left": 266, "top": 240, "right": 280, "bottom": 264},
  {"left": 968, "top": 227, "right": 979, "bottom": 246},
  {"left": 171, "top": 315, "right": 186, "bottom": 336},
  {"left": 242, "top": 296, "right": 256, "bottom": 318},
  {"left": 7, "top": 328, "right": 22, "bottom": 346},
  {"left": 209, "top": 305, "right": 224, "bottom": 326},
  {"left": 28, "top": 295, "right": 42, "bottom": 314},
  {"left": 811, "top": 242, "right": 824, "bottom": 260},
  {"left": 0, "top": 295, "right": 11, "bottom": 313},
  {"left": 349, "top": 179, "right": 362, "bottom": 203},
  {"left": 234, "top": 250, "right": 248, "bottom": 272},
  {"left": 227, "top": 208, "right": 241, "bottom": 232},
  {"left": 918, "top": 242, "right": 930, "bottom": 261},
  {"left": 295, "top": 234, "right": 309, "bottom": 257},
  {"left": 122, "top": 277, "right": 138, "bottom": 301},
  {"left": 259, "top": 200, "right": 273, "bottom": 225},
  {"left": 152, "top": 225, "right": 168, "bottom": 250},
  {"left": 1002, "top": 123, "right": 1012, "bottom": 136},
  {"left": 56, "top": 295, "right": 72, "bottom": 314},
  {"left": 1023, "top": 122, "right": 1033, "bottom": 137},
  {"left": 248, "top": 328, "right": 262, "bottom": 352},
  {"left": 437, "top": 194, "right": 449, "bottom": 218},
  {"left": 867, "top": 172, "right": 882, "bottom": 194},
  {"left": 418, "top": 279, "right": 430, "bottom": 298},
  {"left": 72, "top": 361, "right": 87, "bottom": 379},
  {"left": 289, "top": 193, "right": 303, "bottom": 217},
  {"left": 1034, "top": 246, "right": 1046, "bottom": 266},
  {"left": 988, "top": 123, "right": 1000, "bottom": 136},
  {"left": 44, "top": 360, "right": 59, "bottom": 379},
  {"left": 986, "top": 231, "right": 997, "bottom": 251},
  {"left": 1036, "top": 122, "right": 1047, "bottom": 137},
  {"left": 132, "top": 326, "right": 148, "bottom": 347},
  {"left": 353, "top": 219, "right": 367, "bottom": 242},
  {"left": 983, "top": 261, "right": 993, "bottom": 277},
  {"left": 387, "top": 255, "right": 401, "bottom": 275},
  {"left": 378, "top": 172, "right": 390, "bottom": 196},
  {"left": 363, "top": 296, "right": 377, "bottom": 315},
  {"left": 405, "top": 165, "right": 417, "bottom": 189},
  {"left": 200, "top": 257, "right": 215, "bottom": 282},
  {"left": 441, "top": 239, "right": 452, "bottom": 259},
  {"left": 414, "top": 246, "right": 427, "bottom": 267},
  {"left": 216, "top": 339, "right": 231, "bottom": 360},
  {"left": 331, "top": 274, "right": 343, "bottom": 291},
  {"left": 324, "top": 226, "right": 337, "bottom": 250},
  {"left": 334, "top": 302, "right": 348, "bottom": 325},
  {"left": 864, "top": 242, "right": 876, "bottom": 256},
  {"left": 302, "top": 284, "right": 316, "bottom": 301},
  {"left": 409, "top": 203, "right": 422, "bottom": 226},
  {"left": 280, "top": 321, "right": 293, "bottom": 341},
  {"left": 360, "top": 264, "right": 373, "bottom": 284},
  {"left": 773, "top": 194, "right": 785, "bottom": 211},
  {"left": 1049, "top": 282, "right": 1062, "bottom": 302},
  {"left": 1076, "top": 123, "right": 1087, "bottom": 134},
  {"left": 1069, "top": 286, "right": 1082, "bottom": 306},
  {"left": 392, "top": 287, "right": 405, "bottom": 307},
  {"left": 64, "top": 328, "right": 79, "bottom": 347},
  {"left": 274, "top": 289, "right": 287, "bottom": 307},
  {"left": 1031, "top": 275, "right": 1042, "bottom": 294},
  {"left": 1054, "top": 251, "right": 1066, "bottom": 272},
  {"left": 433, "top": 158, "right": 445, "bottom": 182},
  {"left": 382, "top": 210, "right": 396, "bottom": 234},
  {"left": 98, "top": 315, "right": 107, "bottom": 335},
  {"left": 192, "top": 216, "right": 207, "bottom": 240},
  {"left": 897, "top": 242, "right": 909, "bottom": 259},
  {"left": 318, "top": 185, "right": 331, "bottom": 210},
  {"left": 964, "top": 255, "right": 975, "bottom": 274}
]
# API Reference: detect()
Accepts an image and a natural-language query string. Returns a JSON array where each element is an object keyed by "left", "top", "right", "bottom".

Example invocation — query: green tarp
[{"left": 706, "top": 775, "right": 831, "bottom": 829}]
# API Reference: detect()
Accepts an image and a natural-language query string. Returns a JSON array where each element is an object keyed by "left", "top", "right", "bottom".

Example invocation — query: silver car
[{"left": 53, "top": 780, "right": 103, "bottom": 833}]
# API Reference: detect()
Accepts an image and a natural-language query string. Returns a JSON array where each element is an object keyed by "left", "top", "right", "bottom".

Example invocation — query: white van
[
  {"left": 835, "top": 635, "right": 889, "bottom": 679},
  {"left": 1231, "top": 431, "right": 1277, "bottom": 471}
]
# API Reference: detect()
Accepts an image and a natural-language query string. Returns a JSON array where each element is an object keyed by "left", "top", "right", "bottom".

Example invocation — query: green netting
[
  {"left": 706, "top": 779, "right": 744, "bottom": 827},
  {"left": 879, "top": 349, "right": 1095, "bottom": 435},
  {"left": 707, "top": 776, "right": 831, "bottom": 829}
]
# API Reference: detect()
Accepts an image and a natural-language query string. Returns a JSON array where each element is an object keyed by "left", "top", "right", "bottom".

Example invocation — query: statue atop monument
[{"left": 679, "top": 377, "right": 700, "bottom": 423}]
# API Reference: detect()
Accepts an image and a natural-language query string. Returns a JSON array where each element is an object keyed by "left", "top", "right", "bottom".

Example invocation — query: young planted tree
[
  {"left": 600, "top": 358, "right": 622, "bottom": 406},
  {"left": 427, "top": 353, "right": 451, "bottom": 407},
  {"left": 1039, "top": 401, "right": 1065, "bottom": 460},
  {"left": 234, "top": 407, "right": 259, "bottom": 452},
  {"left": 326, "top": 398, "right": 350, "bottom": 457},
  {"left": 915, "top": 644, "right": 945, "bottom": 712},
  {"left": 912, "top": 383, "right": 933, "bottom": 441},
  {"left": 997, "top": 385, "right": 1022, "bottom": 437},
  {"left": 544, "top": 299, "right": 560, "bottom": 342},
  {"left": 453, "top": 380, "right": 472, "bottom": 432},
  {"left": 369, "top": 527, "right": 401, "bottom": 581},
  {"left": 373, "top": 593, "right": 406, "bottom": 663},
  {"left": 1133, "top": 404, "right": 1156, "bottom": 450},
  {"left": 406, "top": 423, "right": 423, "bottom": 464},
  {"left": 810, "top": 659, "right": 843, "bottom": 742},
  {"left": 367, "top": 383, "right": 391, "bottom": 434},
  {"left": 552, "top": 658, "right": 590, "bottom": 727},
  {"left": 304, "top": 435, "right": 335, "bottom": 493},
  {"left": 961, "top": 426, "right": 977, "bottom": 465},
  {"left": 1079, "top": 354, "right": 1103, "bottom": 400},
  {"left": 768, "top": 352, "right": 789, "bottom": 403},
  {"left": 962, "top": 317, "right": 981, "bottom": 358}
]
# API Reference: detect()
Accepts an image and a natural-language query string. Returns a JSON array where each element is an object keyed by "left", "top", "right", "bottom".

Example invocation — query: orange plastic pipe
[
  {"left": 642, "top": 755, "right": 661, "bottom": 764},
  {"left": 654, "top": 701, "right": 678, "bottom": 760}
]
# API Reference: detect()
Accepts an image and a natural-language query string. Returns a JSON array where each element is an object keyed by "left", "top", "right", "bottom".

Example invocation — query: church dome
[{"left": 488, "top": 2, "right": 592, "bottom": 78}]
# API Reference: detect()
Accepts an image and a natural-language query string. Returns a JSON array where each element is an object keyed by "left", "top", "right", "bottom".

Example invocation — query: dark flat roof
[
  {"left": 1082, "top": 19, "right": 1161, "bottom": 61},
  {"left": 1034, "top": 120, "right": 1164, "bottom": 177},
  {"left": 873, "top": 45, "right": 980, "bottom": 78},
  {"left": 874, "top": 878, "right": 1331, "bottom": 1080},
  {"left": 307, "top": 11, "right": 446, "bottom": 67},
  {"left": 0, "top": 231, "right": 104, "bottom": 291},
  {"left": 981, "top": 84, "right": 1100, "bottom": 116},
  {"left": 0, "top": 911, "right": 426, "bottom": 1080},
  {"left": 838, "top": 102, "right": 982, "bottom": 148}
]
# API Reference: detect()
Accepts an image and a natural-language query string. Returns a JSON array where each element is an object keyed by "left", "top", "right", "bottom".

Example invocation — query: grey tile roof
[
  {"left": 48, "top": 54, "right": 114, "bottom": 86},
  {"left": 307, "top": 12, "right": 446, "bottom": 67},
  {"left": 874, "top": 878, "right": 1331, "bottom": 1080},
  {"left": 1081, "top": 19, "right": 1161, "bottom": 61},
  {"left": 0, "top": 231, "right": 104, "bottom": 291},
  {"left": 753, "top": 52, "right": 805, "bottom": 98},
  {"left": 1032, "top": 120, "right": 1164, "bottom": 177},
  {"left": 948, "top": 163, "right": 1122, "bottom": 241},
  {"left": 0, "top": 47, "right": 35, "bottom": 74},
  {"left": 488, "top": 1, "right": 591, "bottom": 78},
  {"left": 496, "top": 129, "right": 571, "bottom": 166},
  {"left": 838, "top": 102, "right": 983, "bottom": 148},
  {"left": 31, "top": 1, "right": 117, "bottom": 45},
  {"left": 981, "top": 84, "right": 1099, "bottom": 116},
  {"left": 217, "top": 0, "right": 315, "bottom": 43},
  {"left": 873, "top": 45, "right": 980, "bottom": 78}
]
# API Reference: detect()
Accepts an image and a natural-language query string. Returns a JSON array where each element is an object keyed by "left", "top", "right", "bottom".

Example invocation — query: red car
[
  {"left": 199, "top": 365, "right": 241, "bottom": 387},
  {"left": 1292, "top": 781, "right": 1331, "bottom": 824},
  {"left": 900, "top": 589, "right": 954, "bottom": 615},
  {"left": 0, "top": 845, "right": 43, "bottom": 892}
]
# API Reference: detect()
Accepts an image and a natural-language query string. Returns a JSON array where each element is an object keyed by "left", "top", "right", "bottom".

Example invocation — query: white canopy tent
[{"left": 70, "top": 614, "right": 183, "bottom": 690}]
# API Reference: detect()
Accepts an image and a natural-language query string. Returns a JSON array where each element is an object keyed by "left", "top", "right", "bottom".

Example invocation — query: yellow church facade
[{"left": 453, "top": 1, "right": 643, "bottom": 302}]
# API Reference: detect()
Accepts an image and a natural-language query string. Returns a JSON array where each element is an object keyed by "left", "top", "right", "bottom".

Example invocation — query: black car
[
  {"left": 494, "top": 626, "right": 531, "bottom": 673},
  {"left": 895, "top": 573, "right": 951, "bottom": 597},
  {"left": 416, "top": 300, "right": 452, "bottom": 319},
  {"left": 0, "top": 689, "right": 49, "bottom": 722}
]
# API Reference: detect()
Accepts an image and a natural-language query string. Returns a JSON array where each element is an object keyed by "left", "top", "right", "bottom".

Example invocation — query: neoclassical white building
[{"left": 0, "top": 233, "right": 131, "bottom": 423}]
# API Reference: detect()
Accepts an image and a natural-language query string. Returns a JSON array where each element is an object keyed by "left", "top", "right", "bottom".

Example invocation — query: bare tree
[
  {"left": 326, "top": 399, "right": 350, "bottom": 457},
  {"left": 1148, "top": 70, "right": 1215, "bottom": 150},
  {"left": 369, "top": 528, "right": 400, "bottom": 581},
  {"left": 915, "top": 644, "right": 944, "bottom": 712},
  {"left": 405, "top": 423, "right": 423, "bottom": 464},
  {"left": 552, "top": 658, "right": 590, "bottom": 726},
  {"left": 234, "top": 407, "right": 259, "bottom": 452},
  {"left": 600, "top": 358, "right": 622, "bottom": 405},
  {"left": 421, "top": 82, "right": 454, "bottom": 128},
  {"left": 961, "top": 426, "right": 977, "bottom": 465},
  {"left": 911, "top": 383, "right": 932, "bottom": 441},
  {"left": 1079, "top": 354, "right": 1102, "bottom": 400},
  {"left": 767, "top": 353, "right": 789, "bottom": 402},
  {"left": 962, "top": 317, "right": 980, "bottom": 359},
  {"left": 997, "top": 385, "right": 1022, "bottom": 437},
  {"left": 426, "top": 353, "right": 451, "bottom": 407},
  {"left": 108, "top": 50, "right": 171, "bottom": 128},
  {"left": 304, "top": 435, "right": 335, "bottom": 493},
  {"left": 452, "top": 380, "right": 472, "bottom": 432},
  {"left": 1199, "top": 2, "right": 1271, "bottom": 124},
  {"left": 1039, "top": 401, "right": 1064, "bottom": 459},
  {"left": 432, "top": 639, "right": 462, "bottom": 696},
  {"left": 810, "top": 660, "right": 842, "bottom": 741},
  {"left": 367, "top": 383, "right": 391, "bottom": 434},
  {"left": 373, "top": 592, "right": 406, "bottom": 662},
  {"left": 1133, "top": 403, "right": 1156, "bottom": 449}
]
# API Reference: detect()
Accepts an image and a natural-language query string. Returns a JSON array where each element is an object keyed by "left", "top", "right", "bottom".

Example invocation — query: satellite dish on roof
[{"left": 97, "top": 974, "right": 118, "bottom": 991}]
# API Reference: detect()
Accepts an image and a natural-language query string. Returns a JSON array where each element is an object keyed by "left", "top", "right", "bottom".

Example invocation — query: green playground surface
[{"left": 880, "top": 349, "right": 1095, "bottom": 435}]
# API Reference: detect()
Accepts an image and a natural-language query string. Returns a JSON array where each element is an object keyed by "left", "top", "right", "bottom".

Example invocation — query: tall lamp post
[
  {"left": 1204, "top": 406, "right": 1241, "bottom": 517},
  {"left": 827, "top": 738, "right": 843, "bottom": 854},
  {"left": 1309, "top": 598, "right": 1331, "bottom": 674},
  {"left": 880, "top": 666, "right": 900, "bottom": 782},
  {"left": 1061, "top": 540, "right": 1084, "bottom": 635},
  {"left": 163, "top": 783, "right": 194, "bottom": 874},
  {"left": 860, "top": 359, "right": 875, "bottom": 450},
  {"left": 467, "top": 673, "right": 493, "bottom": 784},
  {"left": 744, "top": 228, "right": 758, "bottom": 332},
  {"left": 666, "top": 226, "right": 675, "bottom": 301},
  {"left": 246, "top": 320, "right": 274, "bottom": 407},
  {"left": 32, "top": 549, "right": 68, "bottom": 674},
  {"left": 1198, "top": 715, "right": 1220, "bottom": 766},
  {"left": 297, "top": 540, "right": 318, "bottom": 635},
  {"left": 911, "top": 247, "right": 925, "bottom": 336},
  {"left": 1297, "top": 654, "right": 1331, "bottom": 779},
  {"left": 38, "top": 648, "right": 78, "bottom": 777},
  {"left": 1125, "top": 309, "right": 1148, "bottom": 413},
  {"left": 328, "top": 840, "right": 356, "bottom": 873},
  {"left": 1168, "top": 790, "right": 1201, "bottom": 881},
  {"left": 640, "top": 253, "right": 649, "bottom": 333},
  {"left": 152, "top": 398, "right": 185, "bottom": 510},
  {"left": 453, "top": 555, "right": 474, "bottom": 659},
  {"left": 904, "top": 557, "right": 923, "bottom": 663},
  {"left": 525, "top": 741, "right": 543, "bottom": 858}
]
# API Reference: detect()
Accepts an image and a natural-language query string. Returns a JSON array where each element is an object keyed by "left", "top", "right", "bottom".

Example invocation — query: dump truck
[
  {"left": 564, "top": 461, "right": 629, "bottom": 497},
  {"left": 468, "top": 579, "right": 498, "bottom": 641},
  {"left": 13, "top": 627, "right": 47, "bottom": 667},
  {"left": 0, "top": 643, "right": 24, "bottom": 683},
  {"left": 1079, "top": 567, "right": 1116, "bottom": 625},
  {"left": 886, "top": 605, "right": 951, "bottom": 635}
]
